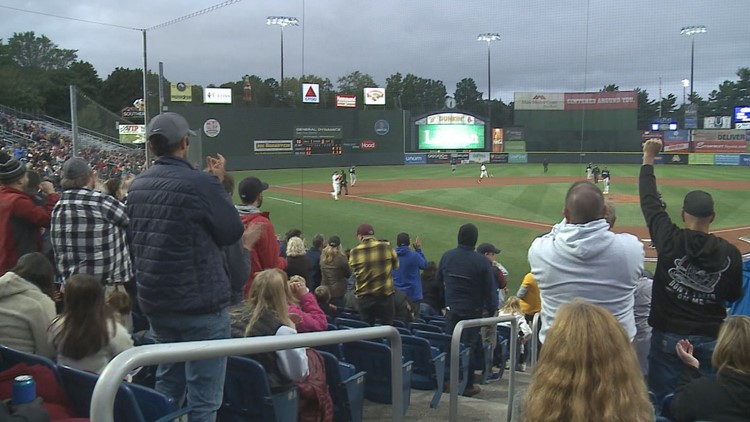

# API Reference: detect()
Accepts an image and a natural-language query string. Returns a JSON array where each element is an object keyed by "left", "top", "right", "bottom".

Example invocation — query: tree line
[{"left": 1, "top": 31, "right": 748, "bottom": 130}]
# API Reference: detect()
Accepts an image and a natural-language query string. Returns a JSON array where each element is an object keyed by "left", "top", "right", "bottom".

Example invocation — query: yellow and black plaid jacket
[{"left": 349, "top": 237, "right": 399, "bottom": 297}]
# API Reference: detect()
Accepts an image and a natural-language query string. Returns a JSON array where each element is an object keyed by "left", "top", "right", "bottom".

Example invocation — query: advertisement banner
[
  {"left": 336, "top": 95, "right": 356, "bottom": 108},
  {"left": 508, "top": 153, "right": 528, "bottom": 164},
  {"left": 514, "top": 92, "right": 564, "bottom": 110},
  {"left": 364, "top": 87, "right": 386, "bottom": 105},
  {"left": 663, "top": 130, "right": 689, "bottom": 141},
  {"left": 737, "top": 123, "right": 750, "bottom": 129},
  {"left": 703, "top": 116, "right": 732, "bottom": 129},
  {"left": 490, "top": 153, "right": 508, "bottom": 164},
  {"left": 492, "top": 128, "right": 503, "bottom": 152},
  {"left": 425, "top": 152, "right": 468, "bottom": 164},
  {"left": 693, "top": 129, "right": 746, "bottom": 142},
  {"left": 662, "top": 154, "right": 689, "bottom": 165},
  {"left": 740, "top": 155, "right": 750, "bottom": 166},
  {"left": 689, "top": 154, "right": 715, "bottom": 165},
  {"left": 714, "top": 154, "right": 740, "bottom": 166},
  {"left": 170, "top": 82, "right": 192, "bottom": 102},
  {"left": 425, "top": 113, "right": 478, "bottom": 125},
  {"left": 203, "top": 88, "right": 232, "bottom": 104},
  {"left": 118, "top": 125, "right": 145, "bottom": 144},
  {"left": 404, "top": 154, "right": 427, "bottom": 165},
  {"left": 469, "top": 152, "right": 490, "bottom": 163},
  {"left": 253, "top": 140, "right": 293, "bottom": 153},
  {"left": 563, "top": 91, "right": 638, "bottom": 110},
  {"left": 504, "top": 127, "right": 524, "bottom": 141},
  {"left": 294, "top": 126, "right": 343, "bottom": 140},
  {"left": 504, "top": 140, "right": 527, "bottom": 152},
  {"left": 692, "top": 141, "right": 747, "bottom": 153},
  {"left": 663, "top": 141, "right": 690, "bottom": 153},
  {"left": 302, "top": 83, "right": 320, "bottom": 103}
]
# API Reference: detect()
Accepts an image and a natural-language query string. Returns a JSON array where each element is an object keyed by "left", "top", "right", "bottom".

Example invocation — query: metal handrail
[
  {"left": 449, "top": 316, "right": 519, "bottom": 422},
  {"left": 529, "top": 312, "right": 541, "bottom": 366},
  {"left": 91, "top": 326, "right": 404, "bottom": 422}
]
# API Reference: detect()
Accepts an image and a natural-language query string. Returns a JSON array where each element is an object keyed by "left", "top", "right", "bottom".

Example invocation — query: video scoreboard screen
[{"left": 293, "top": 138, "right": 343, "bottom": 155}]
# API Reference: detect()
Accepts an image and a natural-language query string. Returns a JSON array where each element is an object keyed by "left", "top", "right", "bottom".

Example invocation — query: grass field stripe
[
  {"left": 266, "top": 196, "right": 302, "bottom": 205},
  {"left": 275, "top": 186, "right": 552, "bottom": 230}
]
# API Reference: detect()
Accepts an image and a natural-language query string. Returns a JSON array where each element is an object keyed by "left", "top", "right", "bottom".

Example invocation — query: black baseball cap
[
  {"left": 683, "top": 190, "right": 714, "bottom": 218},
  {"left": 477, "top": 243, "right": 501, "bottom": 255},
  {"left": 238, "top": 176, "right": 268, "bottom": 203},
  {"left": 396, "top": 232, "right": 410, "bottom": 246},
  {"left": 328, "top": 235, "right": 341, "bottom": 247}
]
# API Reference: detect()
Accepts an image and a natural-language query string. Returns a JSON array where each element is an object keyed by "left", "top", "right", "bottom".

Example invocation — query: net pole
[
  {"left": 142, "top": 29, "right": 150, "bottom": 168},
  {"left": 69, "top": 85, "right": 79, "bottom": 157}
]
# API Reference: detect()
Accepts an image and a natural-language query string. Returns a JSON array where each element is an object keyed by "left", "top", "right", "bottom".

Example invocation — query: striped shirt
[
  {"left": 51, "top": 188, "right": 132, "bottom": 285},
  {"left": 349, "top": 237, "right": 399, "bottom": 297}
]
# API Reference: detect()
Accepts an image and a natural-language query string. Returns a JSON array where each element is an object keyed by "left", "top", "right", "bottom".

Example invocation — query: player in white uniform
[
  {"left": 601, "top": 167, "right": 611, "bottom": 194},
  {"left": 477, "top": 163, "right": 489, "bottom": 184},
  {"left": 331, "top": 171, "right": 341, "bottom": 200},
  {"left": 349, "top": 165, "right": 356, "bottom": 186}
]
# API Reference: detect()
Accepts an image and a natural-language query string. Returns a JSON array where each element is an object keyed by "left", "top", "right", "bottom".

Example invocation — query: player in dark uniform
[
  {"left": 592, "top": 164, "right": 601, "bottom": 184},
  {"left": 340, "top": 169, "right": 349, "bottom": 195},
  {"left": 543, "top": 158, "right": 549, "bottom": 173},
  {"left": 451, "top": 158, "right": 457, "bottom": 173},
  {"left": 349, "top": 165, "right": 356, "bottom": 186}
]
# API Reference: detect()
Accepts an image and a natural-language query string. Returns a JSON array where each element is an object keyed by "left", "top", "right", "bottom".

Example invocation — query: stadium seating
[
  {"left": 409, "top": 322, "right": 443, "bottom": 334},
  {"left": 401, "top": 335, "right": 446, "bottom": 408},
  {"left": 219, "top": 356, "right": 298, "bottom": 422},
  {"left": 0, "top": 345, "right": 60, "bottom": 384},
  {"left": 412, "top": 330, "right": 470, "bottom": 396},
  {"left": 335, "top": 318, "right": 371, "bottom": 330},
  {"left": 319, "top": 351, "right": 366, "bottom": 422}
]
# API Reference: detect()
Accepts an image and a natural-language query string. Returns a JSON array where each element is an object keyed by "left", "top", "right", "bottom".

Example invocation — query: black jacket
[
  {"left": 670, "top": 366, "right": 750, "bottom": 422},
  {"left": 437, "top": 245, "right": 497, "bottom": 315},
  {"left": 639, "top": 165, "right": 743, "bottom": 337}
]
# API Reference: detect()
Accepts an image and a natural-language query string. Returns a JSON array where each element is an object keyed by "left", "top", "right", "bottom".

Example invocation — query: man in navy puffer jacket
[{"left": 126, "top": 112, "right": 244, "bottom": 422}]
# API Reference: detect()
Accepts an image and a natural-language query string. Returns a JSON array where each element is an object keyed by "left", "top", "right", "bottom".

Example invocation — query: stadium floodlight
[
  {"left": 477, "top": 33, "right": 501, "bottom": 143},
  {"left": 267, "top": 16, "right": 299, "bottom": 95},
  {"left": 681, "top": 79, "right": 690, "bottom": 105},
  {"left": 680, "top": 25, "right": 706, "bottom": 102},
  {"left": 651, "top": 122, "right": 660, "bottom": 131},
  {"left": 668, "top": 122, "right": 678, "bottom": 131}
]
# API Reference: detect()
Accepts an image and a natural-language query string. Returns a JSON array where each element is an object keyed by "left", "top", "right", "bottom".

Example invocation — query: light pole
[
  {"left": 680, "top": 25, "right": 706, "bottom": 103},
  {"left": 267, "top": 16, "right": 299, "bottom": 96},
  {"left": 477, "top": 33, "right": 500, "bottom": 143},
  {"left": 681, "top": 79, "right": 690, "bottom": 106}
]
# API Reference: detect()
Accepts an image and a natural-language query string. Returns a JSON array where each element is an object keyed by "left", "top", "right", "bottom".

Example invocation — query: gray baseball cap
[
  {"left": 147, "top": 112, "right": 196, "bottom": 145},
  {"left": 62, "top": 157, "right": 91, "bottom": 180}
]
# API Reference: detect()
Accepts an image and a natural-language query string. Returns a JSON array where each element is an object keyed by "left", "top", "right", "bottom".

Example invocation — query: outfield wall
[{"left": 403, "top": 152, "right": 750, "bottom": 166}]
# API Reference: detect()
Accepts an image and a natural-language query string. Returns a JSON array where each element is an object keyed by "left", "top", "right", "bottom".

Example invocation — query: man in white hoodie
[{"left": 528, "top": 181, "right": 644, "bottom": 344}]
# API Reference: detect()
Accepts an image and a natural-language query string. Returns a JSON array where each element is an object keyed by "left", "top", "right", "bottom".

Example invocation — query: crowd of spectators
[{"left": 1, "top": 111, "right": 749, "bottom": 421}]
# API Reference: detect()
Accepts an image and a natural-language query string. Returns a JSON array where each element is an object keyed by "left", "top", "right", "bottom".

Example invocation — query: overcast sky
[{"left": 2, "top": 0, "right": 749, "bottom": 104}]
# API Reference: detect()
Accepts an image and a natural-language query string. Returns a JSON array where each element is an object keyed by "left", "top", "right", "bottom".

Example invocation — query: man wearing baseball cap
[
  {"left": 126, "top": 112, "right": 244, "bottom": 421},
  {"left": 348, "top": 223, "right": 399, "bottom": 325},
  {"left": 640, "top": 139, "right": 743, "bottom": 405},
  {"left": 0, "top": 151, "right": 58, "bottom": 274},
  {"left": 236, "top": 175, "right": 287, "bottom": 296}
]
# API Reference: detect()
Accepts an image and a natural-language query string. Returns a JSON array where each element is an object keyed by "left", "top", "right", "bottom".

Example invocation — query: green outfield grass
[{"left": 231, "top": 164, "right": 750, "bottom": 293}]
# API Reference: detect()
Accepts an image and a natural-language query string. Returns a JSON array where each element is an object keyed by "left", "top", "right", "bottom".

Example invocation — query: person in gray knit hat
[{"left": 0, "top": 152, "right": 58, "bottom": 273}]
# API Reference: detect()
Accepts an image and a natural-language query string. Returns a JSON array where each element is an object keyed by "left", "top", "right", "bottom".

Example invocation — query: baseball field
[{"left": 231, "top": 163, "right": 750, "bottom": 293}]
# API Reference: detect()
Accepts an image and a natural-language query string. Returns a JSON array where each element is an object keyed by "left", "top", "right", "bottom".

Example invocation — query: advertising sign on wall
[
  {"left": 703, "top": 116, "right": 732, "bottom": 129},
  {"left": 504, "top": 140, "right": 527, "bottom": 152},
  {"left": 663, "top": 130, "right": 689, "bottom": 141},
  {"left": 514, "top": 92, "right": 564, "bottom": 110},
  {"left": 203, "top": 88, "right": 232, "bottom": 104},
  {"left": 364, "top": 88, "right": 386, "bottom": 105},
  {"left": 469, "top": 152, "right": 490, "bottom": 163},
  {"left": 426, "top": 113, "right": 477, "bottom": 125},
  {"left": 490, "top": 153, "right": 509, "bottom": 164},
  {"left": 492, "top": 128, "right": 503, "bottom": 152},
  {"left": 689, "top": 154, "right": 715, "bottom": 165},
  {"left": 563, "top": 91, "right": 637, "bottom": 110},
  {"left": 404, "top": 154, "right": 427, "bottom": 165},
  {"left": 692, "top": 141, "right": 747, "bottom": 153},
  {"left": 693, "top": 129, "right": 746, "bottom": 142},
  {"left": 203, "top": 119, "right": 221, "bottom": 138},
  {"left": 302, "top": 83, "right": 320, "bottom": 103},
  {"left": 714, "top": 154, "right": 740, "bottom": 166},
  {"left": 170, "top": 82, "right": 192, "bottom": 102},
  {"left": 504, "top": 127, "right": 524, "bottom": 141},
  {"left": 336, "top": 95, "right": 356, "bottom": 108},
  {"left": 508, "top": 153, "right": 528, "bottom": 164},
  {"left": 663, "top": 141, "right": 690, "bottom": 153},
  {"left": 661, "top": 154, "right": 689, "bottom": 165},
  {"left": 740, "top": 155, "right": 750, "bottom": 166},
  {"left": 253, "top": 140, "right": 293, "bottom": 153},
  {"left": 118, "top": 125, "right": 145, "bottom": 144},
  {"left": 418, "top": 124, "right": 484, "bottom": 149}
]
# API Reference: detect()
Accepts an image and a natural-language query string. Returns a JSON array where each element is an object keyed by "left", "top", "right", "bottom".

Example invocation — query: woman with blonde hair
[
  {"left": 668, "top": 315, "right": 750, "bottom": 420},
  {"left": 319, "top": 235, "right": 351, "bottom": 308},
  {"left": 285, "top": 236, "right": 312, "bottom": 288},
  {"left": 496, "top": 296, "right": 532, "bottom": 372},
  {"left": 518, "top": 300, "right": 654, "bottom": 422},
  {"left": 231, "top": 269, "right": 309, "bottom": 390}
]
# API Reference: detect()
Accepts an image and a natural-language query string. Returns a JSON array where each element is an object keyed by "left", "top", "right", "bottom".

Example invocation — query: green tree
[
  {"left": 100, "top": 67, "right": 161, "bottom": 119},
  {"left": 386, "top": 73, "right": 446, "bottom": 114},
  {"left": 706, "top": 67, "right": 750, "bottom": 116},
  {"left": 6, "top": 31, "right": 77, "bottom": 71},
  {"left": 454, "top": 78, "right": 483, "bottom": 115},
  {"left": 658, "top": 93, "right": 678, "bottom": 116},
  {"left": 635, "top": 88, "right": 658, "bottom": 130},
  {"left": 601, "top": 84, "right": 620, "bottom": 92}
]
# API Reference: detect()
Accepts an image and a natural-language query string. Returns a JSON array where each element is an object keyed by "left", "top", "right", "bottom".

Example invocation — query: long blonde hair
[
  {"left": 322, "top": 244, "right": 343, "bottom": 265},
  {"left": 713, "top": 315, "right": 750, "bottom": 376},
  {"left": 524, "top": 300, "right": 653, "bottom": 422},
  {"left": 244, "top": 269, "right": 293, "bottom": 336},
  {"left": 499, "top": 296, "right": 522, "bottom": 316}
]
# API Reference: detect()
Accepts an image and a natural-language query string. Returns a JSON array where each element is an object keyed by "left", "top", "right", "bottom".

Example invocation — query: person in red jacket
[
  {"left": 236, "top": 176, "right": 287, "bottom": 297},
  {"left": 0, "top": 152, "right": 59, "bottom": 274}
]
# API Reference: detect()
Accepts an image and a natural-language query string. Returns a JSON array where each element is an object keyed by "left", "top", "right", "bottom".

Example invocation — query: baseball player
[
  {"left": 601, "top": 166, "right": 611, "bottom": 194},
  {"left": 451, "top": 157, "right": 457, "bottom": 173},
  {"left": 349, "top": 165, "right": 356, "bottom": 186},
  {"left": 586, "top": 163, "right": 593, "bottom": 181},
  {"left": 477, "top": 162, "right": 489, "bottom": 184},
  {"left": 331, "top": 171, "right": 341, "bottom": 200}
]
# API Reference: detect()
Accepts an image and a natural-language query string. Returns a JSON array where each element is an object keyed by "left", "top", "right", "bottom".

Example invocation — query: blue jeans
[
  {"left": 419, "top": 303, "right": 439, "bottom": 318},
  {"left": 148, "top": 308, "right": 231, "bottom": 422},
  {"left": 648, "top": 328, "right": 716, "bottom": 406}
]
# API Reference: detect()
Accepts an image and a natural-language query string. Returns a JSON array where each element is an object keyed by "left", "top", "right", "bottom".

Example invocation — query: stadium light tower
[
  {"left": 267, "top": 16, "right": 299, "bottom": 95},
  {"left": 477, "top": 33, "right": 500, "bottom": 141},
  {"left": 680, "top": 25, "right": 706, "bottom": 103}
]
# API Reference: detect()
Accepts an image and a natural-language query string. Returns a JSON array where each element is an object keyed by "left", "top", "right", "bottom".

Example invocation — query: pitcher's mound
[{"left": 606, "top": 193, "right": 639, "bottom": 204}]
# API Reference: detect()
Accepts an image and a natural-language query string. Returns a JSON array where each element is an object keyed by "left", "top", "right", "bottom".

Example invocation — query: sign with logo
[
  {"left": 203, "top": 88, "right": 232, "bottom": 104},
  {"left": 692, "top": 141, "right": 747, "bottom": 153},
  {"left": 302, "top": 83, "right": 320, "bottom": 103},
  {"left": 736, "top": 122, "right": 750, "bottom": 129},
  {"left": 294, "top": 126, "right": 343, "bottom": 139},
  {"left": 170, "top": 82, "right": 192, "bottom": 102},
  {"left": 203, "top": 119, "right": 221, "bottom": 138},
  {"left": 492, "top": 128, "right": 503, "bottom": 152},
  {"left": 663, "top": 141, "right": 690, "bottom": 153},
  {"left": 714, "top": 154, "right": 740, "bottom": 166},
  {"left": 374, "top": 120, "right": 390, "bottom": 136},
  {"left": 661, "top": 154, "right": 688, "bottom": 165},
  {"left": 514, "top": 92, "right": 565, "bottom": 110},
  {"left": 704, "top": 116, "right": 732, "bottom": 129},
  {"left": 118, "top": 124, "right": 145, "bottom": 144},
  {"left": 120, "top": 108, "right": 144, "bottom": 120},
  {"left": 404, "top": 154, "right": 427, "bottom": 164},
  {"left": 364, "top": 88, "right": 386, "bottom": 105},
  {"left": 425, "top": 113, "right": 477, "bottom": 125},
  {"left": 740, "top": 154, "right": 750, "bottom": 166},
  {"left": 563, "top": 91, "right": 638, "bottom": 110},
  {"left": 685, "top": 104, "right": 699, "bottom": 129},
  {"left": 663, "top": 130, "right": 689, "bottom": 141},
  {"left": 688, "top": 154, "right": 715, "bottom": 165},
  {"left": 504, "top": 140, "right": 527, "bottom": 152},
  {"left": 489, "top": 153, "right": 509, "bottom": 164},
  {"left": 508, "top": 153, "right": 528, "bottom": 164},
  {"left": 336, "top": 94, "right": 356, "bottom": 108},
  {"left": 469, "top": 152, "right": 490, "bottom": 163},
  {"left": 504, "top": 127, "right": 524, "bottom": 141},
  {"left": 693, "top": 129, "right": 746, "bottom": 142},
  {"left": 360, "top": 140, "right": 377, "bottom": 150},
  {"left": 253, "top": 140, "right": 293, "bottom": 153}
]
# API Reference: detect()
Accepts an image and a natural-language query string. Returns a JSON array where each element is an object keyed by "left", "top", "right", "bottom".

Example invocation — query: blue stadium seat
[
  {"left": 409, "top": 322, "right": 443, "bottom": 334},
  {"left": 336, "top": 318, "right": 370, "bottom": 330},
  {"left": 339, "top": 311, "right": 361, "bottom": 321},
  {"left": 401, "top": 335, "right": 446, "bottom": 409},
  {"left": 328, "top": 323, "right": 338, "bottom": 331},
  {"left": 319, "top": 351, "right": 366, "bottom": 422},
  {"left": 342, "top": 340, "right": 412, "bottom": 416},
  {"left": 412, "top": 330, "right": 470, "bottom": 396},
  {"left": 659, "top": 394, "right": 675, "bottom": 421},
  {"left": 426, "top": 318, "right": 446, "bottom": 331},
  {"left": 0, "top": 345, "right": 62, "bottom": 385},
  {"left": 219, "top": 356, "right": 298, "bottom": 422},
  {"left": 314, "top": 343, "right": 345, "bottom": 362},
  {"left": 392, "top": 320, "right": 408, "bottom": 329}
]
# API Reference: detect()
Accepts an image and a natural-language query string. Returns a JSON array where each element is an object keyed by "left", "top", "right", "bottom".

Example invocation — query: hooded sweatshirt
[
  {"left": 728, "top": 259, "right": 750, "bottom": 316},
  {"left": 640, "top": 165, "right": 743, "bottom": 337},
  {"left": 0, "top": 271, "right": 56, "bottom": 358},
  {"left": 670, "top": 366, "right": 750, "bottom": 422},
  {"left": 528, "top": 218, "right": 644, "bottom": 343},
  {"left": 236, "top": 204, "right": 287, "bottom": 296},
  {"left": 392, "top": 245, "right": 427, "bottom": 302}
]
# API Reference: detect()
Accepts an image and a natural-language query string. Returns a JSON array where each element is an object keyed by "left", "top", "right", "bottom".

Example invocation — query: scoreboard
[
  {"left": 293, "top": 138, "right": 343, "bottom": 155},
  {"left": 293, "top": 126, "right": 344, "bottom": 155}
]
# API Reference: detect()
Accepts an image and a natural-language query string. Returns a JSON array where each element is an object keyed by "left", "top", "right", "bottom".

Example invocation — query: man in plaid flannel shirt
[{"left": 51, "top": 157, "right": 132, "bottom": 286}]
